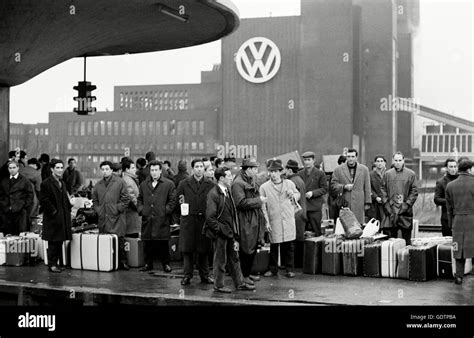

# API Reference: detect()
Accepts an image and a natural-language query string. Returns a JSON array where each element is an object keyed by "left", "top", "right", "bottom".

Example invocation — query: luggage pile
[{"left": 302, "top": 216, "right": 472, "bottom": 282}]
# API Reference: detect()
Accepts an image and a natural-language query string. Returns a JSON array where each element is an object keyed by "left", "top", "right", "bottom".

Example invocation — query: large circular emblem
[{"left": 235, "top": 37, "right": 281, "bottom": 84}]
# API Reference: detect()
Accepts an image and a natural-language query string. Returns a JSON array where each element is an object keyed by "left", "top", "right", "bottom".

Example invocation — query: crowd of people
[{"left": 0, "top": 148, "right": 472, "bottom": 288}]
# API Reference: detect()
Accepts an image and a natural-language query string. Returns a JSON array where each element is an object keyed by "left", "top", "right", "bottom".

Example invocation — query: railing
[{"left": 420, "top": 133, "right": 474, "bottom": 155}]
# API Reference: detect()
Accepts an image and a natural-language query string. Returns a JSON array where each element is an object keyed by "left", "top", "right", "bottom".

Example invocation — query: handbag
[
  {"left": 361, "top": 218, "right": 380, "bottom": 238},
  {"left": 335, "top": 192, "right": 348, "bottom": 209},
  {"left": 338, "top": 207, "right": 362, "bottom": 239}
]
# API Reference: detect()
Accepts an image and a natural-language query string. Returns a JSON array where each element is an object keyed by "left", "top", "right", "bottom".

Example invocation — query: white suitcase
[
  {"left": 19, "top": 232, "right": 42, "bottom": 260},
  {"left": 70, "top": 233, "right": 118, "bottom": 271},
  {"left": 381, "top": 238, "right": 406, "bottom": 278},
  {"left": 42, "top": 240, "right": 70, "bottom": 266}
]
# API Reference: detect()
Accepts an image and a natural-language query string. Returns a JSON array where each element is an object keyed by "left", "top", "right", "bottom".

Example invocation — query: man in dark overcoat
[
  {"left": 0, "top": 160, "right": 34, "bottom": 235},
  {"left": 435, "top": 158, "right": 458, "bottom": 236},
  {"left": 92, "top": 161, "right": 130, "bottom": 270},
  {"left": 176, "top": 159, "right": 215, "bottom": 286},
  {"left": 39, "top": 159, "right": 72, "bottom": 273},
  {"left": 445, "top": 159, "right": 474, "bottom": 285},
  {"left": 138, "top": 160, "right": 176, "bottom": 273}
]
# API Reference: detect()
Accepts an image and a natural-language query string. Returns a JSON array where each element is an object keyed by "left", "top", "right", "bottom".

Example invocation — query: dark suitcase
[
  {"left": 322, "top": 237, "right": 343, "bottom": 275},
  {"left": 409, "top": 244, "right": 437, "bottom": 281},
  {"left": 437, "top": 243, "right": 473, "bottom": 278},
  {"left": 342, "top": 238, "right": 373, "bottom": 276},
  {"left": 124, "top": 237, "right": 144, "bottom": 267},
  {"left": 302, "top": 236, "right": 324, "bottom": 274},
  {"left": 294, "top": 240, "right": 304, "bottom": 269},
  {"left": 363, "top": 241, "right": 383, "bottom": 277},
  {"left": 169, "top": 235, "right": 182, "bottom": 261},
  {"left": 251, "top": 246, "right": 270, "bottom": 275}
]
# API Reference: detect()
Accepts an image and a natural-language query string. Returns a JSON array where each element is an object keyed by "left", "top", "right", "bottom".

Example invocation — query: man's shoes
[
  {"left": 119, "top": 262, "right": 130, "bottom": 271},
  {"left": 286, "top": 271, "right": 296, "bottom": 278},
  {"left": 163, "top": 264, "right": 172, "bottom": 273},
  {"left": 48, "top": 266, "right": 61, "bottom": 273},
  {"left": 264, "top": 270, "right": 277, "bottom": 277},
  {"left": 181, "top": 277, "right": 191, "bottom": 286},
  {"left": 237, "top": 283, "right": 256, "bottom": 291},
  {"left": 249, "top": 275, "right": 261, "bottom": 282},
  {"left": 140, "top": 264, "right": 153, "bottom": 272},
  {"left": 454, "top": 277, "right": 463, "bottom": 285},
  {"left": 200, "top": 276, "right": 215, "bottom": 284},
  {"left": 243, "top": 277, "right": 255, "bottom": 285},
  {"left": 214, "top": 286, "right": 232, "bottom": 293}
]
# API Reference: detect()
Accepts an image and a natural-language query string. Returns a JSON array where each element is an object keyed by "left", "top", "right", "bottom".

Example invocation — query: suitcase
[
  {"left": 0, "top": 239, "right": 6, "bottom": 265},
  {"left": 251, "top": 246, "right": 270, "bottom": 275},
  {"left": 70, "top": 233, "right": 118, "bottom": 271},
  {"left": 2, "top": 237, "right": 29, "bottom": 266},
  {"left": 396, "top": 246, "right": 411, "bottom": 279},
  {"left": 302, "top": 236, "right": 324, "bottom": 274},
  {"left": 437, "top": 243, "right": 473, "bottom": 278},
  {"left": 342, "top": 238, "right": 373, "bottom": 276},
  {"left": 363, "top": 241, "right": 384, "bottom": 277},
  {"left": 19, "top": 232, "right": 41, "bottom": 264},
  {"left": 169, "top": 235, "right": 182, "bottom": 261},
  {"left": 381, "top": 238, "right": 406, "bottom": 278},
  {"left": 42, "top": 240, "right": 70, "bottom": 266},
  {"left": 322, "top": 237, "right": 343, "bottom": 275},
  {"left": 294, "top": 240, "right": 304, "bottom": 269},
  {"left": 409, "top": 244, "right": 437, "bottom": 281},
  {"left": 124, "top": 237, "right": 144, "bottom": 267}
]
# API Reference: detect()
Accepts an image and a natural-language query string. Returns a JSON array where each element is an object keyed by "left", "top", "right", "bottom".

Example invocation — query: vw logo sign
[{"left": 235, "top": 37, "right": 281, "bottom": 84}]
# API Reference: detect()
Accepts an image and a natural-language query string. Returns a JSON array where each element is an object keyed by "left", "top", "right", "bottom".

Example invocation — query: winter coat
[
  {"left": 0, "top": 174, "right": 34, "bottom": 214},
  {"left": 231, "top": 171, "right": 265, "bottom": 254},
  {"left": 298, "top": 167, "right": 328, "bottom": 212},
  {"left": 445, "top": 173, "right": 474, "bottom": 259},
  {"left": 63, "top": 167, "right": 84, "bottom": 195},
  {"left": 434, "top": 173, "right": 458, "bottom": 229},
  {"left": 204, "top": 184, "right": 239, "bottom": 239},
  {"left": 368, "top": 169, "right": 387, "bottom": 226},
  {"left": 287, "top": 173, "right": 307, "bottom": 241},
  {"left": 92, "top": 175, "right": 130, "bottom": 236},
  {"left": 122, "top": 172, "right": 141, "bottom": 235},
  {"left": 176, "top": 176, "right": 214, "bottom": 253},
  {"left": 20, "top": 165, "right": 42, "bottom": 218},
  {"left": 39, "top": 176, "right": 72, "bottom": 242},
  {"left": 260, "top": 179, "right": 300, "bottom": 244},
  {"left": 138, "top": 176, "right": 176, "bottom": 240},
  {"left": 331, "top": 163, "right": 371, "bottom": 224},
  {"left": 381, "top": 166, "right": 418, "bottom": 229}
]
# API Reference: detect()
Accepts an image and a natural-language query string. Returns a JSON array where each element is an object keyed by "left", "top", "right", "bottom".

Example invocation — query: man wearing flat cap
[
  {"left": 231, "top": 157, "right": 267, "bottom": 285},
  {"left": 298, "top": 151, "right": 328, "bottom": 236}
]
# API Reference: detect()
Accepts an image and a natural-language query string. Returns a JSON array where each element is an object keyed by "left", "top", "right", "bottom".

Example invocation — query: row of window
[
  {"left": 119, "top": 90, "right": 189, "bottom": 111},
  {"left": 421, "top": 134, "right": 473, "bottom": 153},
  {"left": 66, "top": 141, "right": 207, "bottom": 152},
  {"left": 67, "top": 120, "right": 205, "bottom": 137}
]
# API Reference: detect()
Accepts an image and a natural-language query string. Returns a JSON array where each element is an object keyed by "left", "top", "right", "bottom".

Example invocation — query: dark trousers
[
  {"left": 2, "top": 210, "right": 26, "bottom": 235},
  {"left": 47, "top": 241, "right": 63, "bottom": 267},
  {"left": 143, "top": 240, "right": 170, "bottom": 267},
  {"left": 455, "top": 258, "right": 466, "bottom": 278},
  {"left": 384, "top": 227, "right": 412, "bottom": 245},
  {"left": 441, "top": 220, "right": 452, "bottom": 237},
  {"left": 269, "top": 241, "right": 295, "bottom": 273},
  {"left": 239, "top": 249, "right": 257, "bottom": 278},
  {"left": 125, "top": 233, "right": 139, "bottom": 238},
  {"left": 213, "top": 237, "right": 244, "bottom": 288},
  {"left": 183, "top": 252, "right": 210, "bottom": 279},
  {"left": 307, "top": 211, "right": 322, "bottom": 236}
]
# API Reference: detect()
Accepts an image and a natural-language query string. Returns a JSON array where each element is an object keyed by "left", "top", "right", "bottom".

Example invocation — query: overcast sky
[{"left": 9, "top": 0, "right": 473, "bottom": 123}]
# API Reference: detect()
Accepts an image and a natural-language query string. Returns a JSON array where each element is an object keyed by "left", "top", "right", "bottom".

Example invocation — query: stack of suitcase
[
  {"left": 363, "top": 241, "right": 384, "bottom": 277},
  {"left": 408, "top": 243, "right": 438, "bottom": 281},
  {"left": 381, "top": 238, "right": 406, "bottom": 278},
  {"left": 322, "top": 236, "right": 343, "bottom": 275},
  {"left": 302, "top": 236, "right": 324, "bottom": 274},
  {"left": 342, "top": 238, "right": 373, "bottom": 276}
]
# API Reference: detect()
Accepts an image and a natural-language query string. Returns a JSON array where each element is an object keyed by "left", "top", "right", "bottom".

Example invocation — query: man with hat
[
  {"left": 285, "top": 159, "right": 307, "bottom": 268},
  {"left": 231, "top": 157, "right": 267, "bottom": 285},
  {"left": 260, "top": 160, "right": 300, "bottom": 278},
  {"left": 298, "top": 151, "right": 328, "bottom": 236}
]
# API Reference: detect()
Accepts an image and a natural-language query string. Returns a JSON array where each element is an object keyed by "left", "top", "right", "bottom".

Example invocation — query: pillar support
[{"left": 0, "top": 87, "right": 9, "bottom": 165}]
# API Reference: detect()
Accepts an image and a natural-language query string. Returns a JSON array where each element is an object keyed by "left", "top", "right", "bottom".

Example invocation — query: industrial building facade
[{"left": 10, "top": 0, "right": 423, "bottom": 180}]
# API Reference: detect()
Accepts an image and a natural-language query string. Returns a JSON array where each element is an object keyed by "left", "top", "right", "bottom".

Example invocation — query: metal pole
[{"left": 84, "top": 56, "right": 86, "bottom": 82}]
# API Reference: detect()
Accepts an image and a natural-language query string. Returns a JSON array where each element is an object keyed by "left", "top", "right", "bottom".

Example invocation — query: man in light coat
[
  {"left": 260, "top": 160, "right": 300, "bottom": 278},
  {"left": 445, "top": 159, "right": 474, "bottom": 285},
  {"left": 92, "top": 161, "right": 130, "bottom": 270},
  {"left": 380, "top": 152, "right": 418, "bottom": 244},
  {"left": 331, "top": 148, "right": 371, "bottom": 224}
]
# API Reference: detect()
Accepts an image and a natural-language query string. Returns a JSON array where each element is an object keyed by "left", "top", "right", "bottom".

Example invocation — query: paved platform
[{"left": 0, "top": 263, "right": 472, "bottom": 306}]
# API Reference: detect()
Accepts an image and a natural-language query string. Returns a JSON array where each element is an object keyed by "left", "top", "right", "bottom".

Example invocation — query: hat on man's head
[
  {"left": 267, "top": 159, "right": 284, "bottom": 171},
  {"left": 241, "top": 157, "right": 259, "bottom": 168},
  {"left": 301, "top": 151, "right": 315, "bottom": 159},
  {"left": 285, "top": 159, "right": 300, "bottom": 171}
]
